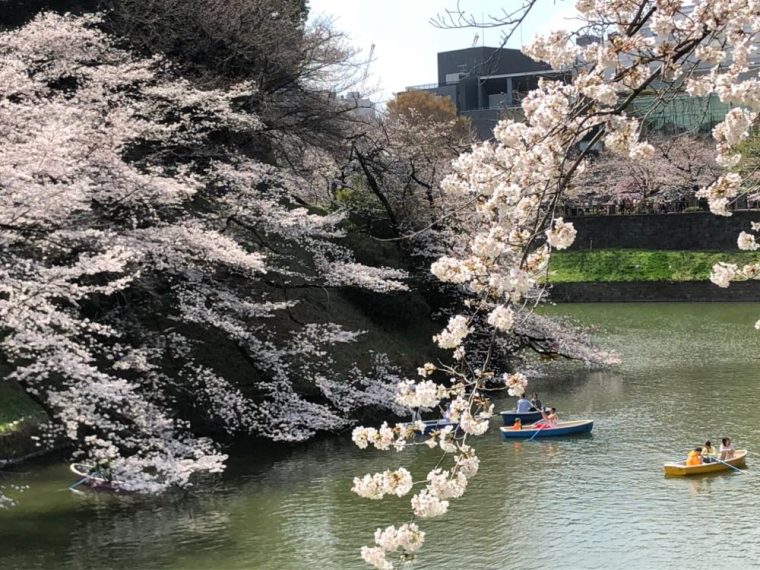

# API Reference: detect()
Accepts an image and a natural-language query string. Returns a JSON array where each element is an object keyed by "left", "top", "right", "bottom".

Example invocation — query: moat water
[{"left": 2, "top": 303, "right": 760, "bottom": 569}]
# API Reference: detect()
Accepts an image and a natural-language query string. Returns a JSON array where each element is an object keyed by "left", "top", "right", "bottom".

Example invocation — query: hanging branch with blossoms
[
  {"left": 0, "top": 11, "right": 414, "bottom": 494},
  {"left": 351, "top": 1, "right": 760, "bottom": 567}
]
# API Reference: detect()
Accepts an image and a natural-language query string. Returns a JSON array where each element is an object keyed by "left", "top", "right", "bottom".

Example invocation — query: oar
[
  {"left": 529, "top": 423, "right": 548, "bottom": 441},
  {"left": 682, "top": 449, "right": 747, "bottom": 474},
  {"left": 710, "top": 455, "right": 746, "bottom": 474},
  {"left": 69, "top": 476, "right": 91, "bottom": 491}
]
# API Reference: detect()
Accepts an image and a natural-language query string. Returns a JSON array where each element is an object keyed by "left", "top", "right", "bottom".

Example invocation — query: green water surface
[{"left": 2, "top": 303, "right": 760, "bottom": 569}]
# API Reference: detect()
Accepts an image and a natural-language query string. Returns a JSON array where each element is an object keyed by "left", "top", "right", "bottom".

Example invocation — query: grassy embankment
[
  {"left": 0, "top": 382, "right": 43, "bottom": 431},
  {"left": 548, "top": 249, "right": 760, "bottom": 283},
  {"left": 0, "top": 382, "right": 46, "bottom": 460}
]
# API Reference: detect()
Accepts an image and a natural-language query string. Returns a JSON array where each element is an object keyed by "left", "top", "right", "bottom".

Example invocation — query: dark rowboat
[
  {"left": 69, "top": 463, "right": 123, "bottom": 492},
  {"left": 500, "top": 409, "right": 543, "bottom": 425},
  {"left": 416, "top": 419, "right": 459, "bottom": 435},
  {"left": 398, "top": 418, "right": 460, "bottom": 435}
]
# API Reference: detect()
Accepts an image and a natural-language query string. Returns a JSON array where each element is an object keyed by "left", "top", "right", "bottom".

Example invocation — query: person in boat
[
  {"left": 534, "top": 407, "right": 558, "bottom": 429},
  {"left": 529, "top": 392, "right": 543, "bottom": 412},
  {"left": 720, "top": 438, "right": 735, "bottom": 460},
  {"left": 516, "top": 395, "right": 532, "bottom": 413},
  {"left": 686, "top": 447, "right": 703, "bottom": 467},
  {"left": 701, "top": 441, "right": 717, "bottom": 463}
]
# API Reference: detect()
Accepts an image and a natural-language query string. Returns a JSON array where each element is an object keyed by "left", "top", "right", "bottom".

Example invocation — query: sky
[{"left": 308, "top": 0, "right": 579, "bottom": 103}]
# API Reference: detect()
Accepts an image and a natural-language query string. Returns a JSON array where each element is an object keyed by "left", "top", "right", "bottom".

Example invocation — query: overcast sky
[{"left": 308, "top": 0, "right": 579, "bottom": 102}]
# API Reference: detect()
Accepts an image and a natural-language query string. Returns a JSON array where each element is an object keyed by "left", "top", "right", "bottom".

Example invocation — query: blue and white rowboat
[{"left": 499, "top": 420, "right": 594, "bottom": 440}]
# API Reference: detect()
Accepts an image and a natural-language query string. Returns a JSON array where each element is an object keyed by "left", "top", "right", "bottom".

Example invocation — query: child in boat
[
  {"left": 686, "top": 447, "right": 703, "bottom": 466},
  {"left": 534, "top": 407, "right": 558, "bottom": 429},
  {"left": 720, "top": 438, "right": 735, "bottom": 460},
  {"left": 701, "top": 441, "right": 717, "bottom": 463}
]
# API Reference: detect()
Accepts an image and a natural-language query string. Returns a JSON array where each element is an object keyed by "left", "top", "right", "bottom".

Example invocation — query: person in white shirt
[
  {"left": 516, "top": 396, "right": 532, "bottom": 413},
  {"left": 719, "top": 437, "right": 735, "bottom": 460}
]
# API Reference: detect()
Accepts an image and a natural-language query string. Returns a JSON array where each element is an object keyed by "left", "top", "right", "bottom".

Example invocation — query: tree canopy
[
  {"left": 0, "top": 10, "right": 407, "bottom": 493},
  {"left": 386, "top": 90, "right": 470, "bottom": 139}
]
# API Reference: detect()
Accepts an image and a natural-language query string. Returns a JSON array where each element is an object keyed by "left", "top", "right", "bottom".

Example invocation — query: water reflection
[
  {"left": 543, "top": 442, "right": 559, "bottom": 459},
  {"left": 687, "top": 476, "right": 714, "bottom": 497}
]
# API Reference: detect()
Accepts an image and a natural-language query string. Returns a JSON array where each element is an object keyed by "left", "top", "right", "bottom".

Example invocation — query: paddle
[
  {"left": 69, "top": 475, "right": 91, "bottom": 491},
  {"left": 710, "top": 455, "right": 746, "bottom": 474},
  {"left": 68, "top": 467, "right": 107, "bottom": 491},
  {"left": 682, "top": 448, "right": 747, "bottom": 474},
  {"left": 528, "top": 408, "right": 557, "bottom": 441},
  {"left": 529, "top": 423, "right": 548, "bottom": 441}
]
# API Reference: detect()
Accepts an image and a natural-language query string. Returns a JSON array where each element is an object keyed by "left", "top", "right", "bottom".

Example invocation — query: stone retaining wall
[
  {"left": 567, "top": 211, "right": 760, "bottom": 251},
  {"left": 550, "top": 280, "right": 760, "bottom": 303}
]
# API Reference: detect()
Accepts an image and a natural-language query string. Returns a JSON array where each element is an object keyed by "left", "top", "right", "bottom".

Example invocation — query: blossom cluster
[
  {"left": 432, "top": 315, "right": 473, "bottom": 349},
  {"left": 394, "top": 380, "right": 451, "bottom": 409},
  {"left": 351, "top": 467, "right": 413, "bottom": 500},
  {"left": 504, "top": 372, "right": 529, "bottom": 397},
  {"left": 360, "top": 523, "right": 425, "bottom": 570},
  {"left": 487, "top": 305, "right": 515, "bottom": 332},
  {"left": 545, "top": 218, "right": 578, "bottom": 250},
  {"left": 352, "top": 422, "right": 408, "bottom": 452}
]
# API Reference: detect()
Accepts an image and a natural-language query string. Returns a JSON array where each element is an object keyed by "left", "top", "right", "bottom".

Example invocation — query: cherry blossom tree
[
  {"left": 0, "top": 11, "right": 411, "bottom": 493},
  {"left": 351, "top": 1, "right": 760, "bottom": 567},
  {"left": 336, "top": 91, "right": 472, "bottom": 237},
  {"left": 734, "top": 127, "right": 760, "bottom": 195},
  {"left": 573, "top": 134, "right": 720, "bottom": 210}
]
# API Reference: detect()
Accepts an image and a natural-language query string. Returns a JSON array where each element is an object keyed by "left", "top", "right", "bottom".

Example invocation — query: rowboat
[
  {"left": 398, "top": 418, "right": 459, "bottom": 435},
  {"left": 416, "top": 419, "right": 459, "bottom": 435},
  {"left": 70, "top": 463, "right": 123, "bottom": 492},
  {"left": 663, "top": 450, "right": 748, "bottom": 477},
  {"left": 500, "top": 409, "right": 544, "bottom": 425},
  {"left": 499, "top": 419, "right": 594, "bottom": 439}
]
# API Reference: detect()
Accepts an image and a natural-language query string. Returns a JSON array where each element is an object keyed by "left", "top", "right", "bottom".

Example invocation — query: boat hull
[
  {"left": 663, "top": 450, "right": 748, "bottom": 476},
  {"left": 420, "top": 419, "right": 459, "bottom": 435},
  {"left": 500, "top": 410, "right": 543, "bottom": 425},
  {"left": 398, "top": 419, "right": 459, "bottom": 435},
  {"left": 70, "top": 463, "right": 122, "bottom": 491},
  {"left": 499, "top": 420, "right": 594, "bottom": 439}
]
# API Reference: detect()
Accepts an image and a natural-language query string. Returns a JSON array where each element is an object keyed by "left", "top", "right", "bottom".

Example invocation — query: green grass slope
[
  {"left": 0, "top": 382, "right": 45, "bottom": 432},
  {"left": 548, "top": 249, "right": 760, "bottom": 283}
]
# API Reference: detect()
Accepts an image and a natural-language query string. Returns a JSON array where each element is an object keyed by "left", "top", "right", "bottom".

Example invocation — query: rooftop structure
[
  {"left": 405, "top": 46, "right": 569, "bottom": 139},
  {"left": 406, "top": 40, "right": 751, "bottom": 139},
  {"left": 340, "top": 91, "right": 376, "bottom": 122}
]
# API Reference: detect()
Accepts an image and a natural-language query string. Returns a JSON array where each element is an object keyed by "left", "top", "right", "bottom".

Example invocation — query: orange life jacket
[{"left": 686, "top": 451, "right": 701, "bottom": 466}]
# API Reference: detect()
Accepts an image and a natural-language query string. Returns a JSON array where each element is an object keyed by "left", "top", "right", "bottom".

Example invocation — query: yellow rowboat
[{"left": 663, "top": 450, "right": 748, "bottom": 477}]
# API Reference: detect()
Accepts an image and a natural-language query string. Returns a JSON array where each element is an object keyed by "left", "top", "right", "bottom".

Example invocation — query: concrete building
[
  {"left": 340, "top": 91, "right": 376, "bottom": 122},
  {"left": 406, "top": 39, "right": 752, "bottom": 138},
  {"left": 405, "top": 47, "right": 570, "bottom": 139}
]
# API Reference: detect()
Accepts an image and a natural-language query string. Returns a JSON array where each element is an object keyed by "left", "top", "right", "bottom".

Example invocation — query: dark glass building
[{"left": 406, "top": 46, "right": 569, "bottom": 139}]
